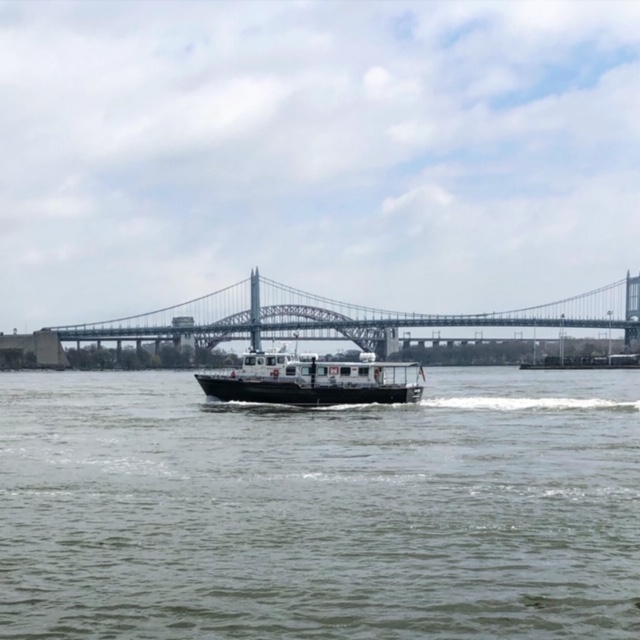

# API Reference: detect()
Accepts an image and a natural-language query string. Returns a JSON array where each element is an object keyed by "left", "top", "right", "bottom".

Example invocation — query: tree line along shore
[{"left": 0, "top": 337, "right": 629, "bottom": 370}]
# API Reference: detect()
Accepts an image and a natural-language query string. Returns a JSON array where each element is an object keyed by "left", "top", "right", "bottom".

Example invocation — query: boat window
[
  {"left": 267, "top": 356, "right": 276, "bottom": 366},
  {"left": 257, "top": 358, "right": 264, "bottom": 365},
  {"left": 277, "top": 356, "right": 286, "bottom": 364},
  {"left": 317, "top": 366, "right": 327, "bottom": 376},
  {"left": 387, "top": 367, "right": 408, "bottom": 384},
  {"left": 244, "top": 357, "right": 256, "bottom": 366},
  {"left": 301, "top": 366, "right": 310, "bottom": 375},
  {"left": 340, "top": 366, "right": 351, "bottom": 376},
  {"left": 285, "top": 366, "right": 296, "bottom": 376},
  {"left": 358, "top": 367, "right": 369, "bottom": 377}
]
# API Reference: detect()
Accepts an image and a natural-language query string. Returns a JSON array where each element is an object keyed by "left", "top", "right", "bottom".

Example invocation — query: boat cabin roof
[{"left": 241, "top": 348, "right": 419, "bottom": 368}]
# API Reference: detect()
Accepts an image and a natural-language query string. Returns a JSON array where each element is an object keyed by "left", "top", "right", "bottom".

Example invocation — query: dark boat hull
[{"left": 194, "top": 375, "right": 423, "bottom": 406}]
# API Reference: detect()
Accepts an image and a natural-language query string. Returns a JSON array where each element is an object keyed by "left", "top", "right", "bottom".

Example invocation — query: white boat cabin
[{"left": 232, "top": 346, "right": 422, "bottom": 387}]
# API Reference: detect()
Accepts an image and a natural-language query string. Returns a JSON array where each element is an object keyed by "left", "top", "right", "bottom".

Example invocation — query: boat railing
[
  {"left": 200, "top": 369, "right": 418, "bottom": 388},
  {"left": 199, "top": 367, "right": 238, "bottom": 378}
]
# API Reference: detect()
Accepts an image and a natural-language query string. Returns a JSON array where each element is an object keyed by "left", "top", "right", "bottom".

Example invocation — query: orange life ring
[
  {"left": 374, "top": 369, "right": 380, "bottom": 382},
  {"left": 271, "top": 369, "right": 280, "bottom": 378},
  {"left": 230, "top": 370, "right": 236, "bottom": 379}
]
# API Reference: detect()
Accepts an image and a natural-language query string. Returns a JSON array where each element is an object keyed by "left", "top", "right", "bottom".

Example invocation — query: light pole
[
  {"left": 607, "top": 310, "right": 613, "bottom": 366},
  {"left": 560, "top": 314, "right": 565, "bottom": 366}
]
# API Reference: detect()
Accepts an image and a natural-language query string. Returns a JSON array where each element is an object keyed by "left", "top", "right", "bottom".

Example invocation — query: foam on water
[
  {"left": 421, "top": 396, "right": 640, "bottom": 411},
  {"left": 206, "top": 400, "right": 413, "bottom": 412}
]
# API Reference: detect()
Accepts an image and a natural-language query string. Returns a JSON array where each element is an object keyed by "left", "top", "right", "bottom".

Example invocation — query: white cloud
[
  {"left": 23, "top": 194, "right": 95, "bottom": 219},
  {"left": 382, "top": 184, "right": 454, "bottom": 216},
  {"left": 343, "top": 239, "right": 381, "bottom": 258},
  {"left": 363, "top": 66, "right": 391, "bottom": 99},
  {"left": 0, "top": 0, "right": 639, "bottom": 338}
]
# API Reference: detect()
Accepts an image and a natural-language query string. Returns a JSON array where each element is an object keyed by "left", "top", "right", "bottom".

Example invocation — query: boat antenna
[{"left": 293, "top": 331, "right": 299, "bottom": 356}]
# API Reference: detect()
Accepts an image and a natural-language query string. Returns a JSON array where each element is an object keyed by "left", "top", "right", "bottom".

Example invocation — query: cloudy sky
[{"left": 2, "top": 0, "right": 639, "bottom": 334}]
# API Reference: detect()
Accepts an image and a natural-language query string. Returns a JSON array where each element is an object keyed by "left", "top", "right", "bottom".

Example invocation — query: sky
[{"left": 1, "top": 0, "right": 640, "bottom": 337}]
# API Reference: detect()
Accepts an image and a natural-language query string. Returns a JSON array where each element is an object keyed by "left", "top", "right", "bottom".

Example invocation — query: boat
[
  {"left": 194, "top": 345, "right": 425, "bottom": 406},
  {"left": 520, "top": 354, "right": 640, "bottom": 370}
]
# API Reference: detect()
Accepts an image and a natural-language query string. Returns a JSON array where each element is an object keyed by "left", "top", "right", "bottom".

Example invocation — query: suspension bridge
[{"left": 42, "top": 268, "right": 640, "bottom": 360}]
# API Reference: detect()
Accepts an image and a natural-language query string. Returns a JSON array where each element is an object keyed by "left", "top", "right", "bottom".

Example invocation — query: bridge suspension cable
[
  {"left": 260, "top": 275, "right": 628, "bottom": 322},
  {"left": 259, "top": 276, "right": 431, "bottom": 320},
  {"left": 47, "top": 277, "right": 251, "bottom": 330},
  {"left": 469, "top": 278, "right": 627, "bottom": 321}
]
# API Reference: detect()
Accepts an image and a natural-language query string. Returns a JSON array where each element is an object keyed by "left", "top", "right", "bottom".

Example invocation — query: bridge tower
[
  {"left": 626, "top": 270, "right": 640, "bottom": 348},
  {"left": 250, "top": 267, "right": 262, "bottom": 351},
  {"left": 375, "top": 328, "right": 400, "bottom": 361}
]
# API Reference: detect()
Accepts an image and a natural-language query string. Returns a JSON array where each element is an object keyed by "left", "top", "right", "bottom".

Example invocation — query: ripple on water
[{"left": 2, "top": 369, "right": 640, "bottom": 638}]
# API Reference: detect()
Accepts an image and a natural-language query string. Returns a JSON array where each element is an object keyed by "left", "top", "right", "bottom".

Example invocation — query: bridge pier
[
  {"left": 625, "top": 327, "right": 638, "bottom": 350},
  {"left": 375, "top": 328, "right": 400, "bottom": 361},
  {"left": 1, "top": 331, "right": 68, "bottom": 368},
  {"left": 136, "top": 339, "right": 142, "bottom": 357},
  {"left": 626, "top": 271, "right": 640, "bottom": 350},
  {"left": 116, "top": 340, "right": 122, "bottom": 362}
]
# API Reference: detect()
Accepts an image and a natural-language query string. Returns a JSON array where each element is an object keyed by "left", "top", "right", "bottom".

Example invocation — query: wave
[
  {"left": 420, "top": 397, "right": 640, "bottom": 412},
  {"left": 201, "top": 400, "right": 413, "bottom": 412},
  {"left": 199, "top": 397, "right": 640, "bottom": 413}
]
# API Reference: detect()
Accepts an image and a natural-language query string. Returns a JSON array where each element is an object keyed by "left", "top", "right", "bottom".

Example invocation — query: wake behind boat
[{"left": 195, "top": 345, "right": 424, "bottom": 407}]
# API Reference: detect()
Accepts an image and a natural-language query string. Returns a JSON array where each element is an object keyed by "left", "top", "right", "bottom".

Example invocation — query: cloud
[
  {"left": 0, "top": 0, "right": 639, "bottom": 338},
  {"left": 382, "top": 184, "right": 454, "bottom": 216}
]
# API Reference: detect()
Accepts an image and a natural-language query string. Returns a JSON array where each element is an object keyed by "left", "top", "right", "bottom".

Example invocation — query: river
[{"left": 1, "top": 367, "right": 640, "bottom": 639}]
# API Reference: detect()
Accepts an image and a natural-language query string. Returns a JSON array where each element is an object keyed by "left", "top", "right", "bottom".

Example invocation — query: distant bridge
[{"left": 43, "top": 268, "right": 640, "bottom": 359}]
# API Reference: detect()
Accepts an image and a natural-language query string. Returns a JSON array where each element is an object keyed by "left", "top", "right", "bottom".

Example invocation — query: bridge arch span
[{"left": 199, "top": 304, "right": 384, "bottom": 353}]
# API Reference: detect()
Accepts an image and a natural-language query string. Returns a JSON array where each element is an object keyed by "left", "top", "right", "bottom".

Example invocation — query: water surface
[{"left": 2, "top": 367, "right": 640, "bottom": 639}]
